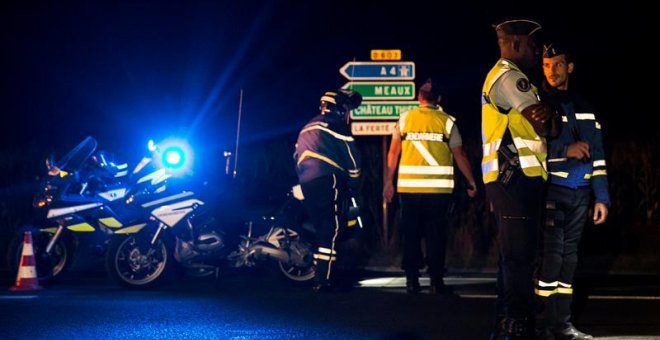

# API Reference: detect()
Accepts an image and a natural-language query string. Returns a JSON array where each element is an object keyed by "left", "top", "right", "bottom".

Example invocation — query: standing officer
[
  {"left": 535, "top": 43, "right": 610, "bottom": 340},
  {"left": 294, "top": 89, "right": 363, "bottom": 292},
  {"left": 481, "top": 19, "right": 559, "bottom": 339},
  {"left": 384, "top": 79, "right": 477, "bottom": 294}
]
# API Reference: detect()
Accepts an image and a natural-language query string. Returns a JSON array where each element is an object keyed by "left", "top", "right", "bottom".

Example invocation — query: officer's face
[{"left": 543, "top": 54, "right": 574, "bottom": 90}]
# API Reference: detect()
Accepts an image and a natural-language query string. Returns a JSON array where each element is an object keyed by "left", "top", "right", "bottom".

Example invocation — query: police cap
[
  {"left": 543, "top": 42, "right": 569, "bottom": 58},
  {"left": 320, "top": 89, "right": 362, "bottom": 113},
  {"left": 494, "top": 19, "right": 542, "bottom": 36}
]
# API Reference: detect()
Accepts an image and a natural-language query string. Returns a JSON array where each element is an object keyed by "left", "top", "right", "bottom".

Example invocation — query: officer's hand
[
  {"left": 466, "top": 182, "right": 477, "bottom": 198},
  {"left": 383, "top": 182, "right": 394, "bottom": 203},
  {"left": 521, "top": 103, "right": 555, "bottom": 137},
  {"left": 593, "top": 202, "right": 608, "bottom": 225},
  {"left": 566, "top": 142, "right": 591, "bottom": 160},
  {"left": 529, "top": 103, "right": 553, "bottom": 123}
]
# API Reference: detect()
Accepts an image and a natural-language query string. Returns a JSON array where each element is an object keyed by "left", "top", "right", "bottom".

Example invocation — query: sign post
[{"left": 339, "top": 50, "right": 417, "bottom": 249}]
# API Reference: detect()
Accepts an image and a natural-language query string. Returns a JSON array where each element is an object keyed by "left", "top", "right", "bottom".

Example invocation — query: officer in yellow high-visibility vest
[
  {"left": 384, "top": 79, "right": 477, "bottom": 294},
  {"left": 481, "top": 19, "right": 559, "bottom": 339}
]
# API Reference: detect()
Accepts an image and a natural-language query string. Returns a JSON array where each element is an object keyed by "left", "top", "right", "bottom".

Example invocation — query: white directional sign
[
  {"left": 339, "top": 61, "right": 415, "bottom": 80},
  {"left": 351, "top": 122, "right": 397, "bottom": 136}
]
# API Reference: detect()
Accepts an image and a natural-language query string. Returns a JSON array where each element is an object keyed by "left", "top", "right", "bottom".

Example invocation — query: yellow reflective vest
[
  {"left": 397, "top": 106, "right": 455, "bottom": 194},
  {"left": 481, "top": 59, "right": 548, "bottom": 184}
]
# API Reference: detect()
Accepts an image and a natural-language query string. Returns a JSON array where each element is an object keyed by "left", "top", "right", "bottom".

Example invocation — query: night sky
[{"left": 1, "top": 1, "right": 652, "bottom": 164}]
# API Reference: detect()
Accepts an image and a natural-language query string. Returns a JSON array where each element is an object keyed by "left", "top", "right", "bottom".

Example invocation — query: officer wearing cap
[
  {"left": 384, "top": 78, "right": 477, "bottom": 294},
  {"left": 481, "top": 18, "right": 559, "bottom": 339},
  {"left": 294, "top": 89, "right": 362, "bottom": 292},
  {"left": 535, "top": 42, "right": 610, "bottom": 340}
]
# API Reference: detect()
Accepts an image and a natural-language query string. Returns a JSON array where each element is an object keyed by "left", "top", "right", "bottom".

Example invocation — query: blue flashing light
[{"left": 162, "top": 146, "right": 185, "bottom": 169}]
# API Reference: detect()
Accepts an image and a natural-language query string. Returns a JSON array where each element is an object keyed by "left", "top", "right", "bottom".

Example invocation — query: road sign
[
  {"left": 350, "top": 101, "right": 418, "bottom": 120},
  {"left": 351, "top": 122, "right": 397, "bottom": 136},
  {"left": 342, "top": 81, "right": 415, "bottom": 100},
  {"left": 339, "top": 61, "right": 415, "bottom": 80},
  {"left": 370, "top": 49, "right": 401, "bottom": 61}
]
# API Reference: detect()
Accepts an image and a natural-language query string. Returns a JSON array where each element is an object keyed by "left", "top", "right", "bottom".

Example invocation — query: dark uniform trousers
[
  {"left": 300, "top": 174, "right": 348, "bottom": 286},
  {"left": 537, "top": 185, "right": 590, "bottom": 330},
  {"left": 486, "top": 176, "right": 544, "bottom": 322},
  {"left": 399, "top": 193, "right": 451, "bottom": 283}
]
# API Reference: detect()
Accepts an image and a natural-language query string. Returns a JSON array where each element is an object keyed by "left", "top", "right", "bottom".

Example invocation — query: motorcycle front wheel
[
  {"left": 276, "top": 237, "right": 315, "bottom": 284},
  {"left": 6, "top": 229, "right": 70, "bottom": 284},
  {"left": 105, "top": 233, "right": 176, "bottom": 289}
]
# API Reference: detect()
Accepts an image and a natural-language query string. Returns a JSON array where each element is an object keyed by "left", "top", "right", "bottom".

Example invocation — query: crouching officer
[{"left": 294, "top": 89, "right": 362, "bottom": 292}]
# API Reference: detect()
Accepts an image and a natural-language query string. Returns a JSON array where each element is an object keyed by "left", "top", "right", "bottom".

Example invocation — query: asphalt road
[{"left": 1, "top": 269, "right": 659, "bottom": 339}]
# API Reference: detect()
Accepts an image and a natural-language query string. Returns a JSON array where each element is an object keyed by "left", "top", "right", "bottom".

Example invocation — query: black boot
[
  {"left": 406, "top": 272, "right": 421, "bottom": 294},
  {"left": 493, "top": 317, "right": 535, "bottom": 340},
  {"left": 554, "top": 324, "right": 593, "bottom": 340}
]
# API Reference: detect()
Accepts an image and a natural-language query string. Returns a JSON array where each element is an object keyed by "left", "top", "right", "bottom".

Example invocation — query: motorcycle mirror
[{"left": 47, "top": 165, "right": 61, "bottom": 177}]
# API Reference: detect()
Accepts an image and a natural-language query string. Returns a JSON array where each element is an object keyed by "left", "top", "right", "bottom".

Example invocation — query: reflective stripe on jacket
[
  {"left": 295, "top": 114, "right": 361, "bottom": 184},
  {"left": 481, "top": 59, "right": 547, "bottom": 184},
  {"left": 397, "top": 106, "right": 455, "bottom": 194},
  {"left": 541, "top": 84, "right": 610, "bottom": 206}
]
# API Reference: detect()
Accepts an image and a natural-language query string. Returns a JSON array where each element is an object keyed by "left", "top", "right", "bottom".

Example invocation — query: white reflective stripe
[
  {"left": 301, "top": 124, "right": 354, "bottom": 142},
  {"left": 481, "top": 159, "right": 499, "bottom": 173},
  {"left": 519, "top": 155, "right": 541, "bottom": 169},
  {"left": 141, "top": 191, "right": 195, "bottom": 208},
  {"left": 411, "top": 141, "right": 439, "bottom": 166},
  {"left": 114, "top": 170, "right": 128, "bottom": 177},
  {"left": 398, "top": 179, "right": 454, "bottom": 188},
  {"left": 482, "top": 139, "right": 502, "bottom": 157},
  {"left": 313, "top": 254, "right": 336, "bottom": 261},
  {"left": 19, "top": 266, "right": 37, "bottom": 279},
  {"left": 21, "top": 245, "right": 34, "bottom": 256},
  {"left": 596, "top": 122, "right": 601, "bottom": 129},
  {"left": 445, "top": 118, "right": 454, "bottom": 136},
  {"left": 344, "top": 141, "right": 359, "bottom": 175},
  {"left": 513, "top": 137, "right": 546, "bottom": 154},
  {"left": 116, "top": 163, "right": 128, "bottom": 170},
  {"left": 47, "top": 202, "right": 103, "bottom": 218},
  {"left": 138, "top": 168, "right": 171, "bottom": 184},
  {"left": 548, "top": 158, "right": 567, "bottom": 162},
  {"left": 593, "top": 160, "right": 606, "bottom": 167},
  {"left": 593, "top": 170, "right": 607, "bottom": 176},
  {"left": 561, "top": 116, "right": 568, "bottom": 122},
  {"left": 399, "top": 165, "right": 453, "bottom": 175},
  {"left": 551, "top": 172, "right": 569, "bottom": 178},
  {"left": 317, "top": 247, "right": 336, "bottom": 255},
  {"left": 537, "top": 280, "right": 558, "bottom": 287},
  {"left": 575, "top": 113, "right": 595, "bottom": 120},
  {"left": 558, "top": 281, "right": 572, "bottom": 288}
]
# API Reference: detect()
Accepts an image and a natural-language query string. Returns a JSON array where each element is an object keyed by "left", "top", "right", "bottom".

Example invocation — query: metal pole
[
  {"left": 233, "top": 89, "right": 243, "bottom": 179},
  {"left": 382, "top": 135, "right": 388, "bottom": 248}
]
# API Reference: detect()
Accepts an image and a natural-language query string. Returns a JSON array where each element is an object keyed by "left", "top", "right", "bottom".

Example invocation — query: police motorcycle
[
  {"left": 103, "top": 139, "right": 316, "bottom": 288},
  {"left": 6, "top": 136, "right": 131, "bottom": 282}
]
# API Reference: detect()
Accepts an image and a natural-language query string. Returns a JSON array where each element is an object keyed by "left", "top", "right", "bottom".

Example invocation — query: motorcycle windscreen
[{"left": 56, "top": 136, "right": 98, "bottom": 172}]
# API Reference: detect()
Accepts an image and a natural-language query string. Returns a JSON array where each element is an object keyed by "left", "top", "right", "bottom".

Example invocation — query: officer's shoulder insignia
[{"left": 516, "top": 78, "right": 531, "bottom": 92}]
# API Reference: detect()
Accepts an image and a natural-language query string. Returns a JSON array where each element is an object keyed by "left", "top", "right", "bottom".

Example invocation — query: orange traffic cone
[{"left": 9, "top": 231, "right": 43, "bottom": 291}]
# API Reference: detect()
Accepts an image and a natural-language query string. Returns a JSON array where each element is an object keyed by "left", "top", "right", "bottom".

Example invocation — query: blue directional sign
[{"left": 339, "top": 61, "right": 415, "bottom": 80}]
